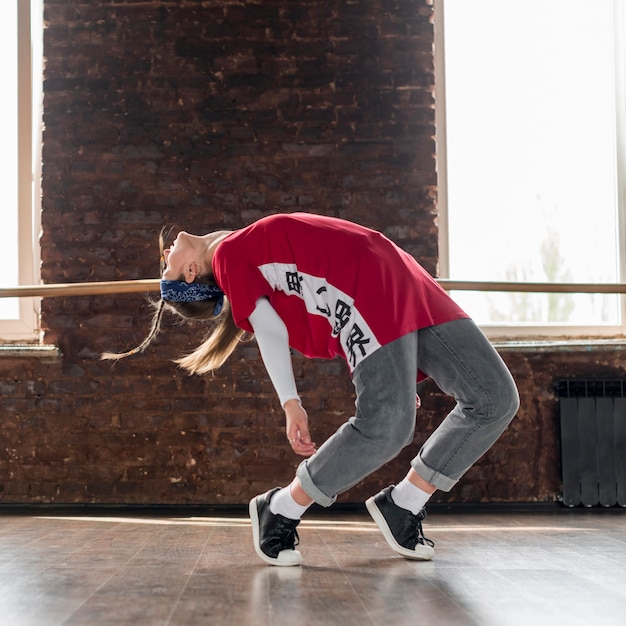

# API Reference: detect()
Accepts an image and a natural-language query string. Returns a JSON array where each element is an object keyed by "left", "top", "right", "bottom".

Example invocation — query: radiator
[{"left": 557, "top": 379, "right": 626, "bottom": 507}]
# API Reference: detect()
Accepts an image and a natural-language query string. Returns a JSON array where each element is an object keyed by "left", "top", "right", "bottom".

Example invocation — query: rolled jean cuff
[
  {"left": 411, "top": 455, "right": 458, "bottom": 493},
  {"left": 296, "top": 460, "right": 336, "bottom": 507}
]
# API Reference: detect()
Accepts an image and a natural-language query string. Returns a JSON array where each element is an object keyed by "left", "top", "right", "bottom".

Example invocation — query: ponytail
[
  {"left": 101, "top": 299, "right": 167, "bottom": 361},
  {"left": 101, "top": 295, "right": 246, "bottom": 373},
  {"left": 174, "top": 298, "right": 246, "bottom": 374}
]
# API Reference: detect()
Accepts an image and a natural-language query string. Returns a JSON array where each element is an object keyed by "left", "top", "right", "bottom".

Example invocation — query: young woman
[{"left": 104, "top": 212, "right": 519, "bottom": 567}]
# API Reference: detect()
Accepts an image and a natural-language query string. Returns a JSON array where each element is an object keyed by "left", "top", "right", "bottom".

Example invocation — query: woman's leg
[
  {"left": 296, "top": 332, "right": 419, "bottom": 506},
  {"left": 411, "top": 318, "right": 519, "bottom": 491}
]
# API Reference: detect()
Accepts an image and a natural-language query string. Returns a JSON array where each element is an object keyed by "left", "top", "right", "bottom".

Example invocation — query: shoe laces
[
  {"left": 273, "top": 516, "right": 300, "bottom": 550},
  {"left": 411, "top": 509, "right": 434, "bottom": 548}
]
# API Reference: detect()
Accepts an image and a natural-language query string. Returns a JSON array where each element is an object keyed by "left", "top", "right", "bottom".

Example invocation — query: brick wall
[{"left": 2, "top": 0, "right": 624, "bottom": 506}]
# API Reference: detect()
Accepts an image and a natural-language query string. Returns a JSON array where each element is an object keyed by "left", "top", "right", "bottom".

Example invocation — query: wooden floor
[{"left": 0, "top": 507, "right": 624, "bottom": 626}]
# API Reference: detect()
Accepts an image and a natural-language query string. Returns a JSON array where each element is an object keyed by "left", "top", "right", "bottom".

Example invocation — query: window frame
[
  {"left": 434, "top": 0, "right": 626, "bottom": 339},
  {"left": 0, "top": 0, "right": 42, "bottom": 342}
]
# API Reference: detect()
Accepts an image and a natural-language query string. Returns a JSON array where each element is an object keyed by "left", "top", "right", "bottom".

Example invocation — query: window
[
  {"left": 435, "top": 0, "right": 626, "bottom": 337},
  {"left": 0, "top": 0, "right": 42, "bottom": 341}
]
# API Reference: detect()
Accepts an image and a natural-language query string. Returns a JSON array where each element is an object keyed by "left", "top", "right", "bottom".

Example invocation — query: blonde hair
[{"left": 101, "top": 228, "right": 246, "bottom": 373}]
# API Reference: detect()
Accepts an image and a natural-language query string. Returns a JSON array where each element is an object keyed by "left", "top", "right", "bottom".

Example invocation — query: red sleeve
[{"left": 211, "top": 232, "right": 271, "bottom": 332}]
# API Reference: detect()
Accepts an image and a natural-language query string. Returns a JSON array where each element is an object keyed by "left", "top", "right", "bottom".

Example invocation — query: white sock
[
  {"left": 391, "top": 479, "right": 432, "bottom": 515},
  {"left": 269, "top": 486, "right": 310, "bottom": 520}
]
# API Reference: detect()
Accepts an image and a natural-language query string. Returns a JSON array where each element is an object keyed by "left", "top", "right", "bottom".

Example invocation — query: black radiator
[{"left": 557, "top": 379, "right": 626, "bottom": 507}]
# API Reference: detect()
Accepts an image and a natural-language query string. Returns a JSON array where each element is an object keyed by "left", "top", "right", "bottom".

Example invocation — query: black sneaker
[
  {"left": 365, "top": 485, "right": 435, "bottom": 561},
  {"left": 249, "top": 488, "right": 302, "bottom": 566}
]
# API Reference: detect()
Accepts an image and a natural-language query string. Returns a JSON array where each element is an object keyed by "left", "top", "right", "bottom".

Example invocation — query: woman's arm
[
  {"left": 248, "top": 298, "right": 316, "bottom": 456},
  {"left": 248, "top": 297, "right": 299, "bottom": 407}
]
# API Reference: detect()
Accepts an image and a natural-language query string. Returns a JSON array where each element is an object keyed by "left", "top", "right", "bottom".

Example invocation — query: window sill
[
  {"left": 0, "top": 344, "right": 62, "bottom": 359},
  {"left": 492, "top": 338, "right": 626, "bottom": 353}
]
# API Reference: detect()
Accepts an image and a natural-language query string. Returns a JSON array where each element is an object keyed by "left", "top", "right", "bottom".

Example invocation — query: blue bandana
[{"left": 160, "top": 280, "right": 225, "bottom": 315}]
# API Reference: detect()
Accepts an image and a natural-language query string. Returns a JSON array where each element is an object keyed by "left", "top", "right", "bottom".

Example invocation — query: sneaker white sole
[
  {"left": 249, "top": 497, "right": 302, "bottom": 567},
  {"left": 365, "top": 497, "right": 434, "bottom": 561}
]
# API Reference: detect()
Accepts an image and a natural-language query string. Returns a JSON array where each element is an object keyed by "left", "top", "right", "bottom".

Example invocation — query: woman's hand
[{"left": 283, "top": 398, "right": 317, "bottom": 457}]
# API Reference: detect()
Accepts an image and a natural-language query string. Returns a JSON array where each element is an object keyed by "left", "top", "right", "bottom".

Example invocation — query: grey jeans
[{"left": 296, "top": 318, "right": 520, "bottom": 507}]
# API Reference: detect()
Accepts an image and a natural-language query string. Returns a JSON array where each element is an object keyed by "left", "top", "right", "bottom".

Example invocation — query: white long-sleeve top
[{"left": 248, "top": 297, "right": 300, "bottom": 408}]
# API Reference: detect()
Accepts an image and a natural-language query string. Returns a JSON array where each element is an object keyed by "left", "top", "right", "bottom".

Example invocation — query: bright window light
[
  {"left": 0, "top": 2, "right": 19, "bottom": 320},
  {"left": 442, "top": 0, "right": 622, "bottom": 328}
]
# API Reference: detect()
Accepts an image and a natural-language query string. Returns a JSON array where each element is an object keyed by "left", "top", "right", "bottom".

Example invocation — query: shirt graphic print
[{"left": 258, "top": 262, "right": 381, "bottom": 370}]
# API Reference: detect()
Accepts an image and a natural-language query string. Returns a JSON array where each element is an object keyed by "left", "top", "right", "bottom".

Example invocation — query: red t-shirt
[{"left": 212, "top": 213, "right": 468, "bottom": 373}]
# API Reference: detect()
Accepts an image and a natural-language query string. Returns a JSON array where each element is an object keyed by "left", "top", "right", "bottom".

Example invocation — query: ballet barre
[
  {"left": 438, "top": 280, "right": 626, "bottom": 294},
  {"left": 1, "top": 279, "right": 626, "bottom": 298},
  {"left": 0, "top": 279, "right": 161, "bottom": 298}
]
